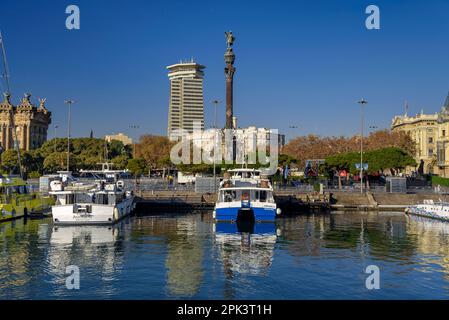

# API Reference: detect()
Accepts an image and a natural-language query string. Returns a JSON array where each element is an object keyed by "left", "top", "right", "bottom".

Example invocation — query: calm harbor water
[{"left": 1, "top": 211, "right": 449, "bottom": 299}]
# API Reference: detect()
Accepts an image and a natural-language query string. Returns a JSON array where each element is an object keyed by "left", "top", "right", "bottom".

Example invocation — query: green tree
[
  {"left": 324, "top": 147, "right": 416, "bottom": 175},
  {"left": 127, "top": 158, "right": 147, "bottom": 177},
  {"left": 278, "top": 153, "right": 298, "bottom": 166},
  {"left": 109, "top": 140, "right": 125, "bottom": 158},
  {"left": 26, "top": 150, "right": 44, "bottom": 173},
  {"left": 1, "top": 149, "right": 20, "bottom": 174},
  {"left": 43, "top": 152, "right": 67, "bottom": 172},
  {"left": 38, "top": 137, "right": 132, "bottom": 171},
  {"left": 28, "top": 171, "right": 41, "bottom": 179},
  {"left": 112, "top": 155, "right": 129, "bottom": 170},
  {"left": 1, "top": 149, "right": 45, "bottom": 176}
]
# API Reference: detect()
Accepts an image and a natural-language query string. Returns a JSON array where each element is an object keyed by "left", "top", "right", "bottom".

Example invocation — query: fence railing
[{"left": 26, "top": 176, "right": 444, "bottom": 195}]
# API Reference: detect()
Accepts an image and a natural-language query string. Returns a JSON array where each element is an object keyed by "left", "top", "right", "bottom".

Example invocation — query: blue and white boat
[{"left": 213, "top": 169, "right": 281, "bottom": 222}]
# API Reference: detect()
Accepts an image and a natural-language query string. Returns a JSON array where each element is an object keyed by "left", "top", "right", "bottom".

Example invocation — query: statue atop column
[{"left": 225, "top": 31, "right": 235, "bottom": 48}]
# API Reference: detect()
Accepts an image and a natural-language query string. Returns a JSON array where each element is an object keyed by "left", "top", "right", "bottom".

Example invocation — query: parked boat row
[{"left": 2, "top": 167, "right": 280, "bottom": 226}]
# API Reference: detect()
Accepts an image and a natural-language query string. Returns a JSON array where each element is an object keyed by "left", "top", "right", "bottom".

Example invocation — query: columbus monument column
[{"left": 224, "top": 31, "right": 236, "bottom": 129}]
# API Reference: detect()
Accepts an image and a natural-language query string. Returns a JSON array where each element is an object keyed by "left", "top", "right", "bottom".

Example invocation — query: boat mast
[{"left": 0, "top": 31, "right": 23, "bottom": 179}]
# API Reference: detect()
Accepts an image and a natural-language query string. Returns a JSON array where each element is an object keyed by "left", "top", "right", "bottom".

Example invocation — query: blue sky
[{"left": 1, "top": 0, "right": 449, "bottom": 141}]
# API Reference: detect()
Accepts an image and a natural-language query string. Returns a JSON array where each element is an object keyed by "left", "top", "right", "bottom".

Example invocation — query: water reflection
[
  {"left": 4, "top": 212, "right": 449, "bottom": 298},
  {"left": 49, "top": 225, "right": 122, "bottom": 273},
  {"left": 213, "top": 222, "right": 277, "bottom": 276},
  {"left": 164, "top": 217, "right": 205, "bottom": 297},
  {"left": 48, "top": 222, "right": 127, "bottom": 298},
  {"left": 0, "top": 218, "right": 45, "bottom": 296},
  {"left": 405, "top": 214, "right": 449, "bottom": 282}
]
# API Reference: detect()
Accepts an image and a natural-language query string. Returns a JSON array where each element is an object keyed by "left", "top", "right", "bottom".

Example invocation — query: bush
[
  {"left": 431, "top": 175, "right": 449, "bottom": 187},
  {"left": 28, "top": 171, "right": 41, "bottom": 179}
]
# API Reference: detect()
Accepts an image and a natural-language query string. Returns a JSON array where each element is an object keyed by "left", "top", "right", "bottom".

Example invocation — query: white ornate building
[{"left": 392, "top": 91, "right": 449, "bottom": 176}]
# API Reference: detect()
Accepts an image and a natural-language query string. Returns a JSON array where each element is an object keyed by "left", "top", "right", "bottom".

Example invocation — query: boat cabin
[
  {"left": 227, "top": 169, "right": 262, "bottom": 180},
  {"left": 53, "top": 190, "right": 126, "bottom": 206},
  {"left": 218, "top": 187, "right": 274, "bottom": 204}
]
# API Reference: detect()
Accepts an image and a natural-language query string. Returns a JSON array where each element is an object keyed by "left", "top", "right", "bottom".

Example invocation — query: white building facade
[{"left": 167, "top": 61, "right": 205, "bottom": 139}]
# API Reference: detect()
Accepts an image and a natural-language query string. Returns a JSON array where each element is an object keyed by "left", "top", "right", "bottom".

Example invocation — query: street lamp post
[
  {"left": 54, "top": 125, "right": 58, "bottom": 152},
  {"left": 211, "top": 100, "right": 220, "bottom": 192},
  {"left": 129, "top": 125, "right": 139, "bottom": 158},
  {"left": 357, "top": 98, "right": 368, "bottom": 194},
  {"left": 64, "top": 100, "right": 75, "bottom": 172}
]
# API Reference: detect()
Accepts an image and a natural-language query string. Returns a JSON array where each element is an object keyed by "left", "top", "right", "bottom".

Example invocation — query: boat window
[
  {"left": 108, "top": 193, "right": 117, "bottom": 205},
  {"left": 95, "top": 193, "right": 109, "bottom": 205},
  {"left": 66, "top": 194, "right": 76, "bottom": 204},
  {"left": 224, "top": 190, "right": 236, "bottom": 202},
  {"left": 260, "top": 191, "right": 267, "bottom": 202}
]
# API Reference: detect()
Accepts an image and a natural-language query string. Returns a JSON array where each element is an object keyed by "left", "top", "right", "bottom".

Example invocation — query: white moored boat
[
  {"left": 405, "top": 199, "right": 449, "bottom": 222},
  {"left": 213, "top": 169, "right": 281, "bottom": 222},
  {"left": 50, "top": 166, "right": 135, "bottom": 225}
]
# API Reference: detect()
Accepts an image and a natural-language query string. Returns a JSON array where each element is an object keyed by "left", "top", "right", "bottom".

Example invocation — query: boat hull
[
  {"left": 52, "top": 197, "right": 135, "bottom": 225},
  {"left": 405, "top": 205, "right": 449, "bottom": 222},
  {"left": 215, "top": 205, "right": 276, "bottom": 222}
]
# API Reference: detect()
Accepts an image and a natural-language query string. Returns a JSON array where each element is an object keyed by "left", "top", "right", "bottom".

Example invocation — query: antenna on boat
[{"left": 0, "top": 30, "right": 23, "bottom": 179}]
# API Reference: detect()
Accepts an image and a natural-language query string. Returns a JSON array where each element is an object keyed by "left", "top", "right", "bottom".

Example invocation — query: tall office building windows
[{"left": 167, "top": 61, "right": 205, "bottom": 139}]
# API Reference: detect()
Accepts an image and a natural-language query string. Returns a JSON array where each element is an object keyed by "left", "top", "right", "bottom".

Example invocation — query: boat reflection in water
[
  {"left": 406, "top": 213, "right": 449, "bottom": 234},
  {"left": 213, "top": 221, "right": 277, "bottom": 276},
  {"left": 46, "top": 222, "right": 126, "bottom": 297}
]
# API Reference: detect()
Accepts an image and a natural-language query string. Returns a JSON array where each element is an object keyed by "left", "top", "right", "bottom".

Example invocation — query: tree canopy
[
  {"left": 135, "top": 135, "right": 174, "bottom": 169},
  {"left": 1, "top": 137, "right": 132, "bottom": 175},
  {"left": 324, "top": 147, "right": 416, "bottom": 175},
  {"left": 283, "top": 130, "right": 416, "bottom": 168},
  {"left": 0, "top": 130, "right": 418, "bottom": 178},
  {"left": 126, "top": 158, "right": 147, "bottom": 177}
]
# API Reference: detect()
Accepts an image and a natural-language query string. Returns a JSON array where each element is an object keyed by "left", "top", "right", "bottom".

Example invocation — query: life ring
[{"left": 113, "top": 208, "right": 120, "bottom": 221}]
